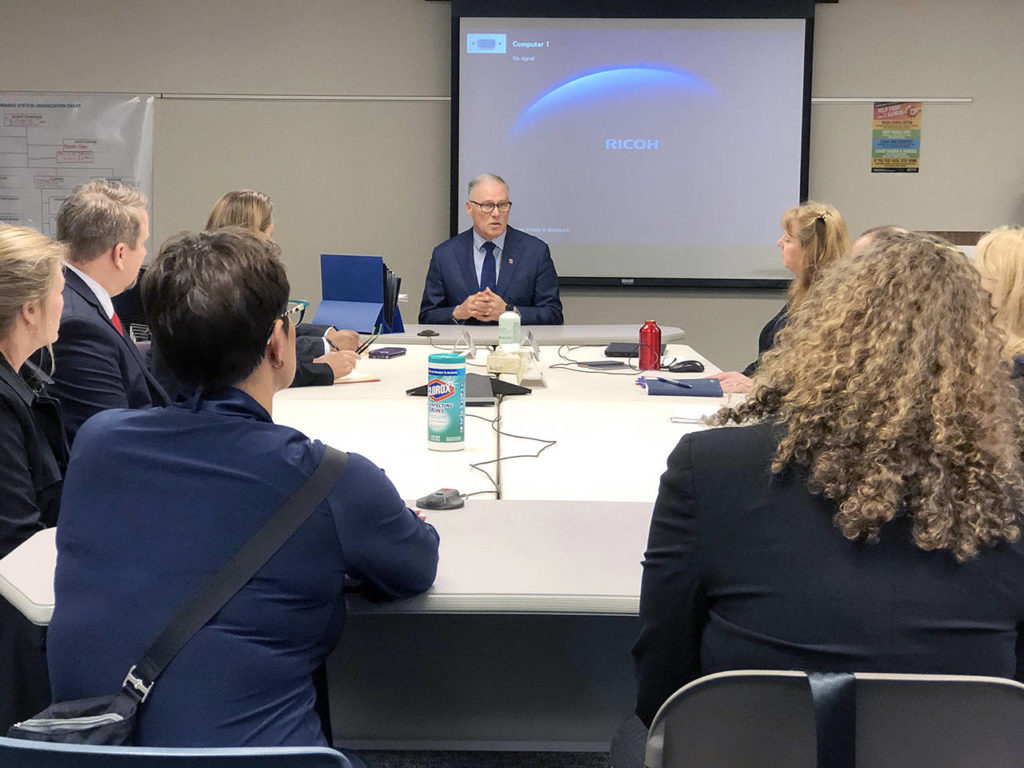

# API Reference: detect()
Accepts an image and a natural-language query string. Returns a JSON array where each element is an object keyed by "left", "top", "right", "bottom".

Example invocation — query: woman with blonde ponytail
[{"left": 708, "top": 201, "right": 851, "bottom": 393}]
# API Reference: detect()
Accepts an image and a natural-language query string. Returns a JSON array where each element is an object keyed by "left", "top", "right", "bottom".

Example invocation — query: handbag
[{"left": 7, "top": 447, "right": 349, "bottom": 745}]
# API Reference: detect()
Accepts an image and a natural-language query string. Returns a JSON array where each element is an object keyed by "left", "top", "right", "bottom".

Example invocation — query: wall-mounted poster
[
  {"left": 871, "top": 101, "right": 921, "bottom": 173},
  {"left": 0, "top": 93, "right": 153, "bottom": 234}
]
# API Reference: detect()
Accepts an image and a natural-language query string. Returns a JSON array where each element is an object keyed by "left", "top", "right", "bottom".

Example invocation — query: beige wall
[{"left": 2, "top": 0, "right": 1021, "bottom": 369}]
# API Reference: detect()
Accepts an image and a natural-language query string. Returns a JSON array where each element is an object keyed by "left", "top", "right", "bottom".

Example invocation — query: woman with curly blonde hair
[
  {"left": 709, "top": 201, "right": 851, "bottom": 393},
  {"left": 632, "top": 231, "right": 1024, "bottom": 728}
]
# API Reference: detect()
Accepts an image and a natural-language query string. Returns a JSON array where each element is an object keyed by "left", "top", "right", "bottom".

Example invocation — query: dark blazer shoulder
[
  {"left": 670, "top": 422, "right": 786, "bottom": 519},
  {"left": 742, "top": 304, "right": 789, "bottom": 377},
  {"left": 504, "top": 225, "right": 545, "bottom": 249},
  {"left": 61, "top": 269, "right": 102, "bottom": 317},
  {"left": 681, "top": 421, "right": 777, "bottom": 462},
  {"left": 0, "top": 362, "right": 66, "bottom": 537},
  {"left": 437, "top": 228, "right": 474, "bottom": 257}
]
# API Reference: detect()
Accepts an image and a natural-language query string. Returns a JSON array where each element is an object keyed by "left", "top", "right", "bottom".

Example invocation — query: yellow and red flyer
[{"left": 871, "top": 101, "right": 921, "bottom": 173}]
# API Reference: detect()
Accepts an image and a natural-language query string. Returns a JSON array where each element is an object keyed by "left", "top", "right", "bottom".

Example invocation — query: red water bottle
[{"left": 639, "top": 320, "right": 662, "bottom": 371}]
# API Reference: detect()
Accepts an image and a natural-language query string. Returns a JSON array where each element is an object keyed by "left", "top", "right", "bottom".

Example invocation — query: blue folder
[
  {"left": 645, "top": 378, "right": 723, "bottom": 397},
  {"left": 313, "top": 253, "right": 404, "bottom": 333}
]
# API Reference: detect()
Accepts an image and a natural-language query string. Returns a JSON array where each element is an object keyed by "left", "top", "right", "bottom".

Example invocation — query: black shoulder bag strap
[{"left": 121, "top": 447, "right": 349, "bottom": 703}]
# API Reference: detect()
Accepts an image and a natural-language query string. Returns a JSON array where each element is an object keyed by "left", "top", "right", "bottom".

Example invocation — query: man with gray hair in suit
[{"left": 419, "top": 173, "right": 563, "bottom": 325}]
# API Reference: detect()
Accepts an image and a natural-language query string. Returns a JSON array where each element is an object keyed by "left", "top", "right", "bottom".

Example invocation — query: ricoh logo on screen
[
  {"left": 427, "top": 379, "right": 456, "bottom": 401},
  {"left": 605, "top": 139, "right": 659, "bottom": 150}
]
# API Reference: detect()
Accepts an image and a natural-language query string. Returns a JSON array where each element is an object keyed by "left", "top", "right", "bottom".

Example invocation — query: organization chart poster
[
  {"left": 871, "top": 101, "right": 921, "bottom": 173},
  {"left": 0, "top": 93, "right": 153, "bottom": 235}
]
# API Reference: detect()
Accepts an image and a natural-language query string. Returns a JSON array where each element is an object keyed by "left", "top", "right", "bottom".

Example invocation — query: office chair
[
  {"left": 0, "top": 737, "right": 352, "bottom": 768},
  {"left": 645, "top": 669, "right": 1024, "bottom": 768}
]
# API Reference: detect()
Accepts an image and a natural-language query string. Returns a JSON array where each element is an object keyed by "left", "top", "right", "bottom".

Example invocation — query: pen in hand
[{"left": 355, "top": 325, "right": 382, "bottom": 354}]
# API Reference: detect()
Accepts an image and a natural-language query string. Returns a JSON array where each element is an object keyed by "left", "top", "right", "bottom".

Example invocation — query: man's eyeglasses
[
  {"left": 266, "top": 299, "right": 308, "bottom": 344},
  {"left": 469, "top": 200, "right": 512, "bottom": 214}
]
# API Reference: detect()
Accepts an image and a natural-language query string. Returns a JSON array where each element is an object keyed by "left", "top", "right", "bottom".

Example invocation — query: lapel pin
[{"left": 507, "top": 258, "right": 514, "bottom": 264}]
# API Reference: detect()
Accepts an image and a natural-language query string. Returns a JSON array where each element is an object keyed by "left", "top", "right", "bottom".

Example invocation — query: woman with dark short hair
[
  {"left": 47, "top": 228, "right": 439, "bottom": 756},
  {"left": 0, "top": 224, "right": 69, "bottom": 731},
  {"left": 634, "top": 231, "right": 1024, "bottom": 727}
]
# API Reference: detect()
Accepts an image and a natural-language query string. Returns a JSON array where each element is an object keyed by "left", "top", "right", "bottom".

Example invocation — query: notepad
[{"left": 334, "top": 374, "right": 382, "bottom": 384}]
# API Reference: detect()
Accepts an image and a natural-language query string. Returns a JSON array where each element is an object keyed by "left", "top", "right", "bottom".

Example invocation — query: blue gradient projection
[{"left": 509, "top": 66, "right": 714, "bottom": 137}]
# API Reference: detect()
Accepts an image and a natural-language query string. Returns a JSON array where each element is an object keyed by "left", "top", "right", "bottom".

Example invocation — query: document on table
[
  {"left": 335, "top": 374, "right": 382, "bottom": 384},
  {"left": 670, "top": 401, "right": 724, "bottom": 424}
]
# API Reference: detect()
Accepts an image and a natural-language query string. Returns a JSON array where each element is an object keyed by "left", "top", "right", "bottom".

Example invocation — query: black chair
[{"left": 645, "top": 670, "right": 1024, "bottom": 768}]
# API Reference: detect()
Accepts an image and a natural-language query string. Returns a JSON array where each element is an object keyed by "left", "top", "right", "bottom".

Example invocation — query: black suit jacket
[
  {"left": 45, "top": 270, "right": 168, "bottom": 445},
  {"left": 0, "top": 362, "right": 61, "bottom": 730},
  {"left": 0, "top": 358, "right": 67, "bottom": 556},
  {"left": 418, "top": 226, "right": 563, "bottom": 325},
  {"left": 293, "top": 324, "right": 335, "bottom": 387},
  {"left": 633, "top": 422, "right": 1024, "bottom": 726},
  {"left": 742, "top": 304, "right": 788, "bottom": 377}
]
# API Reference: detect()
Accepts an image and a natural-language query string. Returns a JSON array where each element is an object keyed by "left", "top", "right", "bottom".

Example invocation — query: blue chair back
[{"left": 0, "top": 737, "right": 352, "bottom": 768}]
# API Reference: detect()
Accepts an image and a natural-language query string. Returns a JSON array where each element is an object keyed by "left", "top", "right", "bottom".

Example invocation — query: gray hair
[
  {"left": 57, "top": 179, "right": 148, "bottom": 263},
  {"left": 467, "top": 173, "right": 509, "bottom": 199}
]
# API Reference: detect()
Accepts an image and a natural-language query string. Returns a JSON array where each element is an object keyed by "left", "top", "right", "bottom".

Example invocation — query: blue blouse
[{"left": 48, "top": 388, "right": 439, "bottom": 747}]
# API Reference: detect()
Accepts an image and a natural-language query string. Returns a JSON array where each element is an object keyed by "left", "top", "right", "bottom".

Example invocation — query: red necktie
[{"left": 111, "top": 312, "right": 125, "bottom": 337}]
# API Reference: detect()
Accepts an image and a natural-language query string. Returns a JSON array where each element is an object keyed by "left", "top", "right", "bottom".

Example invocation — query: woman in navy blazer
[
  {"left": 48, "top": 229, "right": 439, "bottom": 754},
  {"left": 635, "top": 231, "right": 1024, "bottom": 727},
  {"left": 0, "top": 225, "right": 69, "bottom": 730}
]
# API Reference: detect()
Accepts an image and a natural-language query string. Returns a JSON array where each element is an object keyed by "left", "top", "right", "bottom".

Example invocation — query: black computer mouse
[
  {"left": 667, "top": 359, "right": 705, "bottom": 373},
  {"left": 417, "top": 329, "right": 440, "bottom": 337},
  {"left": 416, "top": 488, "right": 465, "bottom": 510}
]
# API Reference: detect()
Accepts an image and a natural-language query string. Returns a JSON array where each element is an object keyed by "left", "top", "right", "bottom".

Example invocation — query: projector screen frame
[{"left": 449, "top": 0, "right": 816, "bottom": 290}]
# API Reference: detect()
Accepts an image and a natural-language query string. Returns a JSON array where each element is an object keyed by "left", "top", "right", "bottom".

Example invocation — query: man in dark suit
[
  {"left": 418, "top": 173, "right": 563, "bottom": 325},
  {"left": 46, "top": 180, "right": 168, "bottom": 444}
]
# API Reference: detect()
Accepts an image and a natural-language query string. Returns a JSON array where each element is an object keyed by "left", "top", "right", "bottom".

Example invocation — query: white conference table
[
  {"left": 272, "top": 341, "right": 727, "bottom": 506},
  {"left": 271, "top": 331, "right": 738, "bottom": 750},
  {"left": 496, "top": 342, "right": 722, "bottom": 502}
]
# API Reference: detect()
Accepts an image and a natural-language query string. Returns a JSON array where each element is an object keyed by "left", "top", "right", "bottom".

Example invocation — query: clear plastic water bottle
[
  {"left": 498, "top": 304, "right": 521, "bottom": 346},
  {"left": 427, "top": 353, "right": 465, "bottom": 451},
  {"left": 639, "top": 320, "right": 662, "bottom": 371}
]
